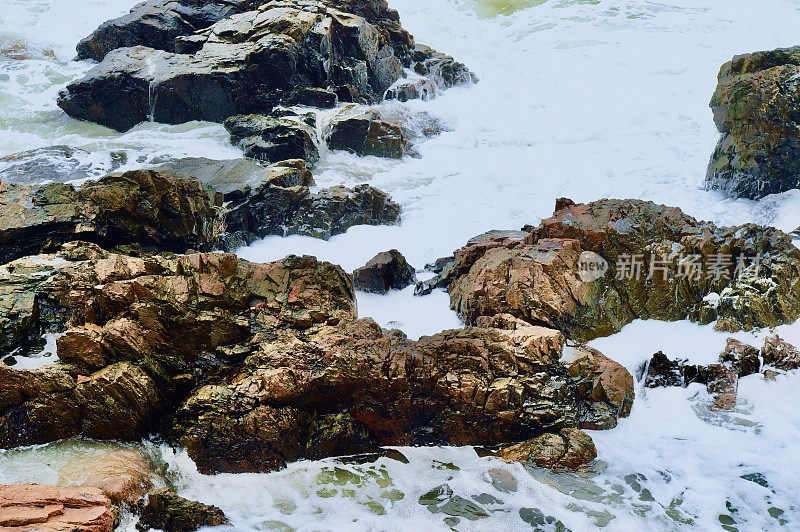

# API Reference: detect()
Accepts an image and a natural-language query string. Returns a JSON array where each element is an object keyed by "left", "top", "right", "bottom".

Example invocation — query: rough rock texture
[
  {"left": 0, "top": 249, "right": 355, "bottom": 447},
  {"left": 706, "top": 46, "right": 800, "bottom": 199},
  {"left": 353, "top": 249, "right": 416, "bottom": 294},
  {"left": 0, "top": 146, "right": 127, "bottom": 186},
  {"left": 0, "top": 169, "right": 223, "bottom": 265},
  {"left": 566, "top": 346, "right": 634, "bottom": 430},
  {"left": 224, "top": 115, "right": 319, "bottom": 164},
  {"left": 138, "top": 488, "right": 229, "bottom": 532},
  {"left": 222, "top": 183, "right": 401, "bottom": 246},
  {"left": 762, "top": 334, "right": 800, "bottom": 370},
  {"left": 425, "top": 199, "right": 800, "bottom": 342},
  {"left": 719, "top": 338, "right": 761, "bottom": 377},
  {"left": 324, "top": 110, "right": 407, "bottom": 158},
  {"left": 58, "top": 448, "right": 155, "bottom": 506},
  {"left": 0, "top": 484, "right": 114, "bottom": 531},
  {"left": 496, "top": 427, "right": 597, "bottom": 469}
]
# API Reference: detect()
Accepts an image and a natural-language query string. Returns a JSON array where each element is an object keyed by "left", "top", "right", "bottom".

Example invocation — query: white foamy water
[{"left": 2, "top": 0, "right": 800, "bottom": 530}]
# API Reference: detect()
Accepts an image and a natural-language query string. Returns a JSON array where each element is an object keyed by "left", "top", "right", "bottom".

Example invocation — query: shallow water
[{"left": 2, "top": 0, "right": 800, "bottom": 530}]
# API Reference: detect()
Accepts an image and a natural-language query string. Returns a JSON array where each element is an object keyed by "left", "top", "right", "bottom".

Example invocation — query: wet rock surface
[
  {"left": 60, "top": 0, "right": 476, "bottom": 132},
  {"left": 58, "top": 447, "right": 156, "bottom": 506},
  {"left": 353, "top": 249, "right": 416, "bottom": 294},
  {"left": 138, "top": 488, "right": 229, "bottom": 532},
  {"left": 224, "top": 115, "right": 319, "bottom": 164},
  {"left": 0, "top": 169, "right": 224, "bottom": 265},
  {"left": 496, "top": 427, "right": 597, "bottom": 469},
  {"left": 422, "top": 199, "right": 800, "bottom": 342},
  {"left": 706, "top": 46, "right": 800, "bottom": 199},
  {"left": 0, "top": 483, "right": 114, "bottom": 531},
  {"left": 324, "top": 110, "right": 407, "bottom": 158}
]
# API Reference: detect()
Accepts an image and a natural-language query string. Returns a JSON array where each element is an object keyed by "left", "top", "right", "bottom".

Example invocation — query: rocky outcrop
[
  {"left": 0, "top": 484, "right": 114, "bottom": 531},
  {"left": 762, "top": 334, "right": 800, "bottom": 370},
  {"left": 566, "top": 346, "right": 634, "bottom": 429},
  {"left": 0, "top": 169, "right": 223, "bottom": 265},
  {"left": 138, "top": 488, "right": 229, "bottom": 532},
  {"left": 706, "top": 46, "right": 800, "bottom": 199},
  {"left": 496, "top": 427, "right": 597, "bottom": 469},
  {"left": 60, "top": 0, "right": 476, "bottom": 132},
  {"left": 0, "top": 248, "right": 355, "bottom": 447},
  {"left": 422, "top": 199, "right": 800, "bottom": 342},
  {"left": 222, "top": 183, "right": 401, "bottom": 246},
  {"left": 353, "top": 249, "right": 416, "bottom": 293},
  {"left": 0, "top": 146, "right": 126, "bottom": 186},
  {"left": 224, "top": 115, "right": 319, "bottom": 164}
]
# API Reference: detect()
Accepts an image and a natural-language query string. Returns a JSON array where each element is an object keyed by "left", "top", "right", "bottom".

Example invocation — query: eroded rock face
[
  {"left": 172, "top": 318, "right": 630, "bottom": 474},
  {"left": 353, "top": 249, "right": 416, "bottom": 294},
  {"left": 707, "top": 46, "right": 800, "bottom": 199},
  {"left": 138, "top": 488, "right": 229, "bottom": 532},
  {"left": 496, "top": 427, "right": 597, "bottom": 469},
  {"left": 0, "top": 248, "right": 356, "bottom": 447},
  {"left": 762, "top": 334, "right": 800, "bottom": 371},
  {"left": 429, "top": 199, "right": 800, "bottom": 342},
  {"left": 0, "top": 169, "right": 224, "bottom": 265},
  {"left": 0, "top": 484, "right": 114, "bottom": 532}
]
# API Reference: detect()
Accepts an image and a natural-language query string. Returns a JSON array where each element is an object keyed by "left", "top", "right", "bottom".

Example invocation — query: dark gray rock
[
  {"left": 353, "top": 249, "right": 417, "bottom": 294},
  {"left": 224, "top": 115, "right": 319, "bottom": 164},
  {"left": 324, "top": 110, "right": 406, "bottom": 158},
  {"left": 138, "top": 488, "right": 229, "bottom": 532}
]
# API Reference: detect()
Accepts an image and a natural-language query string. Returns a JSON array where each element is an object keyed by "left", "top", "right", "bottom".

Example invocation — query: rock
[
  {"left": 224, "top": 115, "right": 319, "bottom": 164},
  {"left": 171, "top": 319, "right": 630, "bottom": 474},
  {"left": 496, "top": 427, "right": 597, "bottom": 469},
  {"left": 138, "top": 488, "right": 229, "bottom": 532},
  {"left": 0, "top": 251, "right": 356, "bottom": 448},
  {"left": 296, "top": 87, "right": 338, "bottom": 108},
  {"left": 706, "top": 47, "right": 800, "bottom": 199},
  {"left": 324, "top": 110, "right": 407, "bottom": 158},
  {"left": 59, "top": 2, "right": 407, "bottom": 132},
  {"left": 155, "top": 157, "right": 314, "bottom": 202},
  {"left": 0, "top": 484, "right": 114, "bottom": 531},
  {"left": 58, "top": 447, "right": 155, "bottom": 506},
  {"left": 435, "top": 199, "right": 800, "bottom": 342},
  {"left": 353, "top": 249, "right": 416, "bottom": 294},
  {"left": 0, "top": 169, "right": 224, "bottom": 265},
  {"left": 761, "top": 334, "right": 800, "bottom": 370},
  {"left": 567, "top": 346, "right": 635, "bottom": 429},
  {"left": 385, "top": 76, "right": 437, "bottom": 102},
  {"left": 76, "top": 0, "right": 258, "bottom": 61},
  {"left": 642, "top": 351, "right": 686, "bottom": 388},
  {"left": 719, "top": 338, "right": 761, "bottom": 377},
  {"left": 410, "top": 44, "right": 479, "bottom": 90},
  {"left": 0, "top": 146, "right": 126, "bottom": 186},
  {"left": 222, "top": 183, "right": 401, "bottom": 246},
  {"left": 707, "top": 364, "right": 738, "bottom": 411}
]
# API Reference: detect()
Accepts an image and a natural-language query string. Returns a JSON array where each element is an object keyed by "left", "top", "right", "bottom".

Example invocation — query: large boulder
[
  {"left": 172, "top": 319, "right": 630, "bottom": 474},
  {"left": 0, "top": 169, "right": 224, "bottom": 265},
  {"left": 707, "top": 46, "right": 800, "bottom": 199},
  {"left": 324, "top": 110, "right": 407, "bottom": 158},
  {"left": 0, "top": 484, "right": 114, "bottom": 532},
  {"left": 0, "top": 249, "right": 356, "bottom": 448},
  {"left": 58, "top": 447, "right": 155, "bottom": 506},
  {"left": 224, "top": 114, "right": 319, "bottom": 164},
  {"left": 496, "top": 427, "right": 597, "bottom": 469},
  {"left": 426, "top": 199, "right": 800, "bottom": 342},
  {"left": 60, "top": 1, "right": 476, "bottom": 132},
  {"left": 353, "top": 249, "right": 416, "bottom": 293}
]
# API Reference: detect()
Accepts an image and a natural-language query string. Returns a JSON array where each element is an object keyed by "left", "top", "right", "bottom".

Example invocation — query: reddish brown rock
[
  {"left": 761, "top": 334, "right": 800, "bottom": 371},
  {"left": 720, "top": 338, "right": 761, "bottom": 377},
  {"left": 496, "top": 427, "right": 597, "bottom": 469},
  {"left": 0, "top": 484, "right": 114, "bottom": 532},
  {"left": 707, "top": 364, "right": 739, "bottom": 411},
  {"left": 58, "top": 448, "right": 155, "bottom": 506}
]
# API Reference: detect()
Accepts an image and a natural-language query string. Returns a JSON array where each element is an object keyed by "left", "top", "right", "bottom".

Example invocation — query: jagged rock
[
  {"left": 224, "top": 115, "right": 319, "bottom": 164},
  {"left": 566, "top": 346, "right": 634, "bottom": 430},
  {"left": 706, "top": 46, "right": 800, "bottom": 199},
  {"left": 0, "top": 250, "right": 356, "bottom": 447},
  {"left": 0, "top": 484, "right": 114, "bottom": 531},
  {"left": 297, "top": 87, "right": 338, "bottom": 108},
  {"left": 720, "top": 338, "right": 761, "bottom": 377},
  {"left": 409, "top": 44, "right": 479, "bottom": 89},
  {"left": 58, "top": 447, "right": 155, "bottom": 506},
  {"left": 496, "top": 427, "right": 597, "bottom": 469},
  {"left": 156, "top": 157, "right": 314, "bottom": 202},
  {"left": 138, "top": 488, "right": 229, "bottom": 532},
  {"left": 432, "top": 199, "right": 800, "bottom": 342},
  {"left": 76, "top": 0, "right": 259, "bottom": 61},
  {"left": 222, "top": 183, "right": 401, "bottom": 246},
  {"left": 707, "top": 364, "right": 738, "bottom": 411},
  {"left": 0, "top": 169, "right": 223, "bottom": 265},
  {"left": 0, "top": 146, "right": 126, "bottom": 186},
  {"left": 324, "top": 110, "right": 407, "bottom": 158},
  {"left": 385, "top": 76, "right": 437, "bottom": 102},
  {"left": 353, "top": 249, "right": 416, "bottom": 294},
  {"left": 761, "top": 334, "right": 800, "bottom": 371},
  {"left": 172, "top": 319, "right": 631, "bottom": 474}
]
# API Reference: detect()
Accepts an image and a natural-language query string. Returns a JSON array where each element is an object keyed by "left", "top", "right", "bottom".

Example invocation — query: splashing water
[{"left": 2, "top": 0, "right": 800, "bottom": 530}]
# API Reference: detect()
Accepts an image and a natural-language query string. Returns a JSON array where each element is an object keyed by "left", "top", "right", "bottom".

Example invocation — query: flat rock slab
[{"left": 0, "top": 484, "right": 114, "bottom": 532}]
